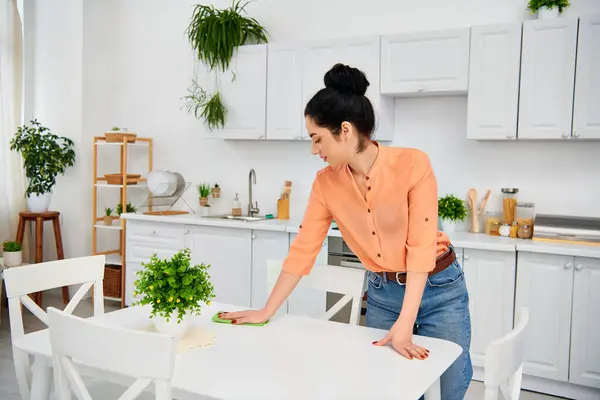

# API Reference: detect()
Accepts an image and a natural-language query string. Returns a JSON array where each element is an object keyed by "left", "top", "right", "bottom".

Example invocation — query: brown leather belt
[{"left": 375, "top": 247, "right": 457, "bottom": 284}]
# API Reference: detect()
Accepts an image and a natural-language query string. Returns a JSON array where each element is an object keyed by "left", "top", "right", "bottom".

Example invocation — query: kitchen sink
[{"left": 202, "top": 214, "right": 267, "bottom": 222}]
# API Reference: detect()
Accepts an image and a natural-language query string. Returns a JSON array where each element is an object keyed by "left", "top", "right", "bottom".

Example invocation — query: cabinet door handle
[
  {"left": 575, "top": 264, "right": 583, "bottom": 270},
  {"left": 257, "top": 135, "right": 265, "bottom": 139},
  {"left": 506, "top": 135, "right": 514, "bottom": 139},
  {"left": 562, "top": 132, "right": 569, "bottom": 138},
  {"left": 565, "top": 262, "right": 573, "bottom": 269},
  {"left": 573, "top": 131, "right": 580, "bottom": 138},
  {"left": 252, "top": 234, "right": 256, "bottom": 239},
  {"left": 151, "top": 230, "right": 156, "bottom": 234},
  {"left": 463, "top": 255, "right": 469, "bottom": 260},
  {"left": 184, "top": 230, "right": 190, "bottom": 234}
]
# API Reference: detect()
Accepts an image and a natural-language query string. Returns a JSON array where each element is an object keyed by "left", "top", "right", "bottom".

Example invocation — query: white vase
[
  {"left": 3, "top": 251, "right": 22, "bottom": 267},
  {"left": 153, "top": 312, "right": 191, "bottom": 339},
  {"left": 538, "top": 6, "right": 559, "bottom": 19},
  {"left": 441, "top": 219, "right": 458, "bottom": 234},
  {"left": 27, "top": 192, "right": 52, "bottom": 212}
]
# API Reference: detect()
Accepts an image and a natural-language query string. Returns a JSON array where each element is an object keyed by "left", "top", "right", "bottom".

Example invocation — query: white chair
[
  {"left": 47, "top": 307, "right": 176, "bottom": 400},
  {"left": 267, "top": 259, "right": 367, "bottom": 325},
  {"left": 483, "top": 307, "right": 530, "bottom": 400},
  {"left": 3, "top": 255, "right": 105, "bottom": 399}
]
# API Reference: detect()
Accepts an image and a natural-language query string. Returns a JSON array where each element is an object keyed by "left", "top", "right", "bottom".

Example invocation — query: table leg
[
  {"left": 30, "top": 355, "right": 52, "bottom": 399},
  {"left": 15, "top": 217, "right": 25, "bottom": 244},
  {"left": 52, "top": 217, "right": 70, "bottom": 304},
  {"left": 424, "top": 378, "right": 441, "bottom": 400},
  {"left": 35, "top": 217, "right": 44, "bottom": 306}
]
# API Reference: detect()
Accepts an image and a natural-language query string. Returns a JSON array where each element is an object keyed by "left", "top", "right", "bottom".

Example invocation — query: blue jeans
[{"left": 365, "top": 257, "right": 473, "bottom": 400}]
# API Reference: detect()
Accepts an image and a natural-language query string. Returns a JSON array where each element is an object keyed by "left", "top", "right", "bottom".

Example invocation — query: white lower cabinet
[
  {"left": 516, "top": 252, "right": 600, "bottom": 389},
  {"left": 569, "top": 257, "right": 600, "bottom": 389},
  {"left": 184, "top": 226, "right": 252, "bottom": 308},
  {"left": 250, "top": 230, "right": 290, "bottom": 314},
  {"left": 460, "top": 248, "right": 516, "bottom": 368}
]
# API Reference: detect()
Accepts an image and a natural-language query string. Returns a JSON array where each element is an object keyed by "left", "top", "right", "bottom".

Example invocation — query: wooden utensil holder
[{"left": 277, "top": 198, "right": 289, "bottom": 220}]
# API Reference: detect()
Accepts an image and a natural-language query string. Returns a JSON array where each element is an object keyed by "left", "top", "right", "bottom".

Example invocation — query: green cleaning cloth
[{"left": 211, "top": 312, "right": 269, "bottom": 326}]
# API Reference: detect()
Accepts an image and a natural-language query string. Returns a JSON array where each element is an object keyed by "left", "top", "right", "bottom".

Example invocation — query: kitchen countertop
[{"left": 121, "top": 213, "right": 600, "bottom": 258}]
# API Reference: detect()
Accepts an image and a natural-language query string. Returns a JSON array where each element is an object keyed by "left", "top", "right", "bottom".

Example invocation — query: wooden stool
[{"left": 15, "top": 211, "right": 70, "bottom": 307}]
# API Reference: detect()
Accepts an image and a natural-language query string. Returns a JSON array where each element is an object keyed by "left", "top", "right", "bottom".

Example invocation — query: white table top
[{"left": 16, "top": 302, "right": 461, "bottom": 400}]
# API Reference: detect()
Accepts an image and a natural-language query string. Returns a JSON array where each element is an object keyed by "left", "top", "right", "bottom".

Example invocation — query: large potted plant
[
  {"left": 2, "top": 240, "right": 23, "bottom": 267},
  {"left": 183, "top": 0, "right": 268, "bottom": 130},
  {"left": 527, "top": 0, "right": 570, "bottom": 19},
  {"left": 438, "top": 194, "right": 467, "bottom": 234},
  {"left": 10, "top": 119, "right": 76, "bottom": 212},
  {"left": 133, "top": 248, "right": 215, "bottom": 339}
]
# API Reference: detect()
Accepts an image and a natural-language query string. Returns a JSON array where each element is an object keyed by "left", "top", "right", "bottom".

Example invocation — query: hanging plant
[{"left": 183, "top": 0, "right": 268, "bottom": 130}]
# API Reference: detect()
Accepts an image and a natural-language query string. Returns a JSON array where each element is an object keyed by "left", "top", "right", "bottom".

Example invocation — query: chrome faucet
[{"left": 248, "top": 168, "right": 259, "bottom": 217}]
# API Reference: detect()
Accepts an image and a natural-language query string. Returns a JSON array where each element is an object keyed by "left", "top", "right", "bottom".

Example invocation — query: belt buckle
[{"left": 395, "top": 272, "right": 407, "bottom": 286}]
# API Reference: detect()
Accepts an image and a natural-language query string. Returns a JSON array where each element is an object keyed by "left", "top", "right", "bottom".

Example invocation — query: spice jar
[
  {"left": 510, "top": 221, "right": 519, "bottom": 238},
  {"left": 518, "top": 224, "right": 533, "bottom": 239},
  {"left": 516, "top": 202, "right": 535, "bottom": 229},
  {"left": 499, "top": 223, "right": 511, "bottom": 237},
  {"left": 501, "top": 188, "right": 519, "bottom": 224}
]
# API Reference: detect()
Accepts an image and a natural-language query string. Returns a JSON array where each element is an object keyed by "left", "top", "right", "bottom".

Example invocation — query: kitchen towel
[{"left": 212, "top": 312, "right": 269, "bottom": 326}]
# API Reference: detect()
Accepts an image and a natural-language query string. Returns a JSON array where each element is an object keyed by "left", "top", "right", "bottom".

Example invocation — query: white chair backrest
[
  {"left": 484, "top": 307, "right": 530, "bottom": 400},
  {"left": 47, "top": 307, "right": 176, "bottom": 400},
  {"left": 267, "top": 259, "right": 366, "bottom": 325},
  {"left": 3, "top": 255, "right": 106, "bottom": 398}
]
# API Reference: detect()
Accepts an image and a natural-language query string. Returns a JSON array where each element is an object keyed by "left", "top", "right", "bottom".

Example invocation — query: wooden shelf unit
[{"left": 92, "top": 135, "right": 153, "bottom": 308}]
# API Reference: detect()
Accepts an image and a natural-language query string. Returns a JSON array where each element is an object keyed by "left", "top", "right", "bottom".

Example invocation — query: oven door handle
[{"left": 340, "top": 260, "right": 363, "bottom": 269}]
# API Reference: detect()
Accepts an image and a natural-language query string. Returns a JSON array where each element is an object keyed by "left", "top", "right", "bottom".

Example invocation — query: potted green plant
[
  {"left": 183, "top": 0, "right": 268, "bottom": 130},
  {"left": 132, "top": 248, "right": 215, "bottom": 339},
  {"left": 211, "top": 183, "right": 221, "bottom": 199},
  {"left": 197, "top": 183, "right": 210, "bottom": 206},
  {"left": 116, "top": 202, "right": 137, "bottom": 216},
  {"left": 527, "top": 0, "right": 570, "bottom": 18},
  {"left": 3, "top": 240, "right": 22, "bottom": 267},
  {"left": 438, "top": 194, "right": 468, "bottom": 234},
  {"left": 104, "top": 207, "right": 114, "bottom": 226},
  {"left": 10, "top": 119, "right": 76, "bottom": 212}
]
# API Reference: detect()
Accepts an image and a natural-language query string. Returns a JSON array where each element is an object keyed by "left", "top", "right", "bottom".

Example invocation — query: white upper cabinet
[
  {"left": 573, "top": 15, "right": 600, "bottom": 140},
  {"left": 466, "top": 23, "right": 522, "bottom": 140},
  {"left": 301, "top": 36, "right": 395, "bottom": 141},
  {"left": 266, "top": 44, "right": 304, "bottom": 140},
  {"left": 380, "top": 28, "right": 470, "bottom": 96},
  {"left": 518, "top": 18, "right": 578, "bottom": 140},
  {"left": 215, "top": 44, "right": 267, "bottom": 140}
]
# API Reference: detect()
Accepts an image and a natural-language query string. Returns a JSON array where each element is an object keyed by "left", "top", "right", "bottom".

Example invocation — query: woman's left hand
[{"left": 373, "top": 319, "right": 429, "bottom": 360}]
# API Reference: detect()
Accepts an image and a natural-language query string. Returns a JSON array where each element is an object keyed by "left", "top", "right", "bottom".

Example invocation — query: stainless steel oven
[{"left": 327, "top": 236, "right": 367, "bottom": 324}]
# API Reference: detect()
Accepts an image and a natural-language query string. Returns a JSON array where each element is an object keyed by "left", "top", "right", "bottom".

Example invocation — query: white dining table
[{"left": 18, "top": 301, "right": 461, "bottom": 400}]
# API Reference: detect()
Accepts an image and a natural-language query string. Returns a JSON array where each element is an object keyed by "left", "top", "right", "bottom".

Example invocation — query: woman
[{"left": 220, "top": 63, "right": 472, "bottom": 399}]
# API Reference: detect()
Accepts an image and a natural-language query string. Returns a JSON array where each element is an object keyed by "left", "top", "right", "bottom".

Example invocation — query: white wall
[{"left": 27, "top": 0, "right": 600, "bottom": 258}]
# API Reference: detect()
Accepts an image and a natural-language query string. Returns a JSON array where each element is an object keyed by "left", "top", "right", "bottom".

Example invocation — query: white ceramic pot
[
  {"left": 201, "top": 206, "right": 211, "bottom": 216},
  {"left": 27, "top": 192, "right": 52, "bottom": 212},
  {"left": 153, "top": 312, "right": 191, "bottom": 339},
  {"left": 4, "top": 251, "right": 22, "bottom": 267},
  {"left": 538, "top": 6, "right": 559, "bottom": 19},
  {"left": 441, "top": 219, "right": 458, "bottom": 234}
]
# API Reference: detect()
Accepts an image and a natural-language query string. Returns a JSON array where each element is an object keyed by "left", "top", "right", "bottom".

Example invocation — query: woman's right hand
[{"left": 218, "top": 309, "right": 271, "bottom": 325}]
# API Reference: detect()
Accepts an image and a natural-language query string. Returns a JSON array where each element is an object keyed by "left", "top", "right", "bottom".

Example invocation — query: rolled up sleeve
[
  {"left": 405, "top": 152, "right": 438, "bottom": 273},
  {"left": 282, "top": 174, "right": 332, "bottom": 276}
]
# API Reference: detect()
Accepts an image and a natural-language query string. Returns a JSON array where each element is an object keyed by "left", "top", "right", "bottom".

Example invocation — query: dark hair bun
[{"left": 324, "top": 63, "right": 369, "bottom": 96}]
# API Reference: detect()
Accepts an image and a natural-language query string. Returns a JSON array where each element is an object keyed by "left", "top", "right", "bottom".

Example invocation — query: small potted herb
[
  {"left": 133, "top": 248, "right": 215, "bottom": 339},
  {"left": 104, "top": 207, "right": 114, "bottom": 226},
  {"left": 116, "top": 202, "right": 137, "bottom": 216},
  {"left": 438, "top": 194, "right": 468, "bottom": 234},
  {"left": 3, "top": 240, "right": 23, "bottom": 267},
  {"left": 110, "top": 126, "right": 121, "bottom": 132},
  {"left": 527, "top": 0, "right": 570, "bottom": 19},
  {"left": 211, "top": 183, "right": 221, "bottom": 199},
  {"left": 197, "top": 183, "right": 210, "bottom": 206}
]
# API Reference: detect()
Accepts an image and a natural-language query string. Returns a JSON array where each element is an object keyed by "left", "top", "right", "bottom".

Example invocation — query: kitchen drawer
[
  {"left": 126, "top": 243, "right": 183, "bottom": 263},
  {"left": 126, "top": 220, "right": 185, "bottom": 247}
]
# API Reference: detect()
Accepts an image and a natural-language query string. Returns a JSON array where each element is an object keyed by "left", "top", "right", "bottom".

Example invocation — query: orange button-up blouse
[{"left": 282, "top": 145, "right": 451, "bottom": 276}]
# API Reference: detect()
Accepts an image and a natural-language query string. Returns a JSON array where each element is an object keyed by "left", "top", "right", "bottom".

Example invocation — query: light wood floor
[{"left": 0, "top": 291, "right": 563, "bottom": 400}]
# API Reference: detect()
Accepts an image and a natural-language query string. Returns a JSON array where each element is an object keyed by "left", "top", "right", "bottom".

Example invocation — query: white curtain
[{"left": 0, "top": 0, "right": 27, "bottom": 247}]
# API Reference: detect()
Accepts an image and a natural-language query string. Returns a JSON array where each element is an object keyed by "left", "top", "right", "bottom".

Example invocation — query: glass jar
[
  {"left": 518, "top": 224, "right": 533, "bottom": 239},
  {"left": 499, "top": 223, "right": 511, "bottom": 237},
  {"left": 485, "top": 211, "right": 502, "bottom": 236},
  {"left": 516, "top": 202, "right": 536, "bottom": 229},
  {"left": 501, "top": 188, "right": 519, "bottom": 224}
]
